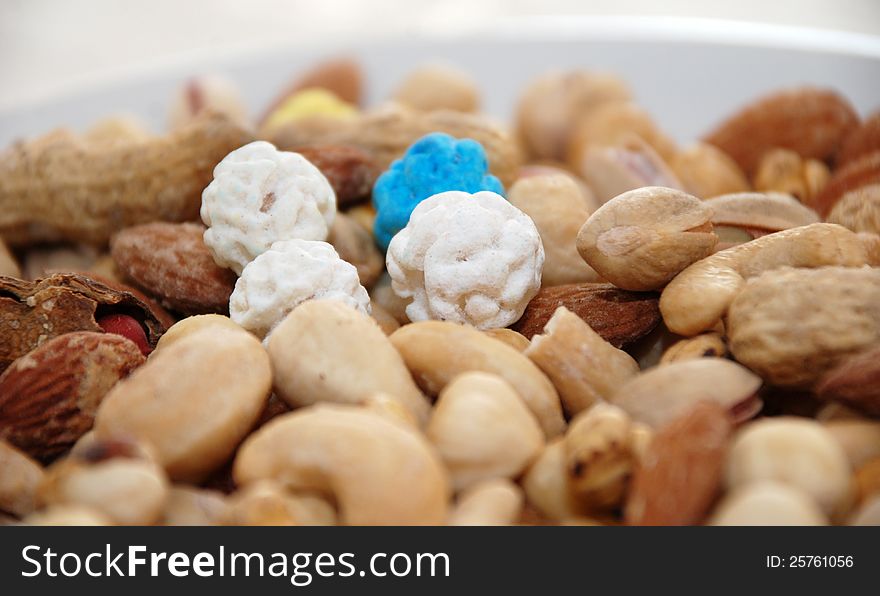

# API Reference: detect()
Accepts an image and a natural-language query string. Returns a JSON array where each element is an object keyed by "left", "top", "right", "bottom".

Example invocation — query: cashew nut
[
  {"left": 709, "top": 482, "right": 828, "bottom": 526},
  {"left": 659, "top": 223, "right": 879, "bottom": 336},
  {"left": 447, "top": 478, "right": 523, "bottom": 526},
  {"left": 390, "top": 321, "right": 566, "bottom": 437},
  {"left": 233, "top": 405, "right": 449, "bottom": 525},
  {"left": 0, "top": 440, "right": 44, "bottom": 517},
  {"left": 267, "top": 300, "right": 430, "bottom": 425},
  {"left": 160, "top": 486, "right": 228, "bottom": 526},
  {"left": 524, "top": 307, "right": 639, "bottom": 416},
  {"left": 426, "top": 372, "right": 544, "bottom": 491},
  {"left": 224, "top": 481, "right": 337, "bottom": 526}
]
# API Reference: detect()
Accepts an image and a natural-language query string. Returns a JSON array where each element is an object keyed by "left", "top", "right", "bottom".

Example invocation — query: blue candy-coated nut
[{"left": 372, "top": 132, "right": 504, "bottom": 251}]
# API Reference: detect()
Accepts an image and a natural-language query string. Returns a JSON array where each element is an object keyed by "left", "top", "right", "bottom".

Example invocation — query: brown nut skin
[
  {"left": 426, "top": 372, "right": 544, "bottom": 492},
  {"left": 515, "top": 70, "right": 631, "bottom": 162},
  {"left": 659, "top": 223, "right": 878, "bottom": 336},
  {"left": 625, "top": 402, "right": 732, "bottom": 526},
  {"left": 293, "top": 144, "right": 378, "bottom": 207},
  {"left": 813, "top": 151, "right": 880, "bottom": 217},
  {"left": 0, "top": 332, "right": 144, "bottom": 461},
  {"left": 827, "top": 184, "right": 880, "bottom": 235},
  {"left": 267, "top": 300, "right": 430, "bottom": 426},
  {"left": 816, "top": 346, "right": 880, "bottom": 416},
  {"left": 233, "top": 405, "right": 450, "bottom": 525},
  {"left": 576, "top": 186, "right": 717, "bottom": 291},
  {"left": 525, "top": 307, "right": 639, "bottom": 417},
  {"left": 111, "top": 222, "right": 236, "bottom": 315},
  {"left": 0, "top": 111, "right": 253, "bottom": 246},
  {"left": 670, "top": 143, "right": 750, "bottom": 199},
  {"left": 702, "top": 87, "right": 859, "bottom": 177},
  {"left": 0, "top": 440, "right": 44, "bottom": 517},
  {"left": 390, "top": 321, "right": 566, "bottom": 438},
  {"left": 612, "top": 358, "right": 762, "bottom": 429},
  {"left": 93, "top": 326, "right": 271, "bottom": 482},
  {"left": 728, "top": 266, "right": 880, "bottom": 388},
  {"left": 0, "top": 272, "right": 168, "bottom": 372},
  {"left": 507, "top": 175, "right": 600, "bottom": 286},
  {"left": 512, "top": 282, "right": 660, "bottom": 347}
]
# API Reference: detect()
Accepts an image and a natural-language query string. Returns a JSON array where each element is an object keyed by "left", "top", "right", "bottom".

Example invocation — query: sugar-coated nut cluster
[
  {"left": 386, "top": 190, "right": 544, "bottom": 329},
  {"left": 230, "top": 239, "right": 370, "bottom": 339},
  {"left": 201, "top": 140, "right": 337, "bottom": 274},
  {"left": 372, "top": 132, "right": 504, "bottom": 251}
]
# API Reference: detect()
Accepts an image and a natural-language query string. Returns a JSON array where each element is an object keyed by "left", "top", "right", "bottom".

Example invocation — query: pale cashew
[
  {"left": 267, "top": 300, "right": 430, "bottom": 425},
  {"left": 25, "top": 504, "right": 113, "bottom": 526},
  {"left": 224, "top": 480, "right": 337, "bottom": 526},
  {"left": 660, "top": 223, "right": 879, "bottom": 336},
  {"left": 709, "top": 482, "right": 828, "bottom": 526},
  {"left": 576, "top": 186, "right": 716, "bottom": 291},
  {"left": 524, "top": 307, "right": 639, "bottom": 416},
  {"left": 94, "top": 326, "right": 271, "bottom": 482},
  {"left": 160, "top": 486, "right": 228, "bottom": 526},
  {"left": 447, "top": 478, "right": 523, "bottom": 526},
  {"left": 426, "top": 372, "right": 544, "bottom": 491},
  {"left": 483, "top": 328, "right": 531, "bottom": 352},
  {"left": 0, "top": 440, "right": 44, "bottom": 517},
  {"left": 233, "top": 405, "right": 449, "bottom": 525},
  {"left": 370, "top": 302, "right": 401, "bottom": 336},
  {"left": 611, "top": 358, "right": 762, "bottom": 429},
  {"left": 521, "top": 438, "right": 578, "bottom": 521},
  {"left": 822, "top": 420, "right": 880, "bottom": 470},
  {"left": 390, "top": 321, "right": 566, "bottom": 437}
]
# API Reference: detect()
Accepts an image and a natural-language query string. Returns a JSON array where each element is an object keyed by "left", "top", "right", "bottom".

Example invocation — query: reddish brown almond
[
  {"left": 813, "top": 150, "right": 880, "bottom": 216},
  {"left": 294, "top": 144, "right": 378, "bottom": 206},
  {"left": 261, "top": 57, "right": 363, "bottom": 123},
  {"left": 111, "top": 222, "right": 236, "bottom": 315},
  {"left": 625, "top": 402, "right": 732, "bottom": 526},
  {"left": 816, "top": 346, "right": 880, "bottom": 416},
  {"left": 0, "top": 273, "right": 168, "bottom": 373},
  {"left": 511, "top": 283, "right": 660, "bottom": 347},
  {"left": 838, "top": 112, "right": 880, "bottom": 166},
  {"left": 0, "top": 332, "right": 145, "bottom": 461},
  {"left": 703, "top": 87, "right": 859, "bottom": 176}
]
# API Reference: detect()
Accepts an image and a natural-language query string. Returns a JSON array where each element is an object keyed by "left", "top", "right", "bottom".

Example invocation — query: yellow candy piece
[{"left": 263, "top": 88, "right": 357, "bottom": 132}]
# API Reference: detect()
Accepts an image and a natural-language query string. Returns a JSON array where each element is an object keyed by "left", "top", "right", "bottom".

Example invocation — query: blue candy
[{"left": 372, "top": 132, "right": 504, "bottom": 251}]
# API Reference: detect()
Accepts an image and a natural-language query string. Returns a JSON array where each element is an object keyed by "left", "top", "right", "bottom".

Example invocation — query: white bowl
[{"left": 1, "top": 16, "right": 878, "bottom": 145}]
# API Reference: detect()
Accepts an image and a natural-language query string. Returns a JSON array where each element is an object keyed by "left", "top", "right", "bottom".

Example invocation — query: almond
[
  {"left": 0, "top": 273, "right": 168, "bottom": 373},
  {"left": 0, "top": 332, "right": 145, "bottom": 461},
  {"left": 111, "top": 222, "right": 236, "bottom": 315},
  {"left": 625, "top": 402, "right": 732, "bottom": 526},
  {"left": 816, "top": 346, "right": 880, "bottom": 416},
  {"left": 838, "top": 111, "right": 880, "bottom": 166},
  {"left": 511, "top": 282, "right": 660, "bottom": 347},
  {"left": 813, "top": 150, "right": 880, "bottom": 216},
  {"left": 703, "top": 87, "right": 859, "bottom": 176},
  {"left": 294, "top": 144, "right": 377, "bottom": 206}
]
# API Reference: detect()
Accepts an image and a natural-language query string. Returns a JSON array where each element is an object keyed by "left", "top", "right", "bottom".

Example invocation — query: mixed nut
[{"left": 0, "top": 57, "right": 879, "bottom": 526}]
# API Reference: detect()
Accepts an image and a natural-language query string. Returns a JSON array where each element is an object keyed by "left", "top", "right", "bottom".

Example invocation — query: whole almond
[
  {"left": 111, "top": 222, "right": 236, "bottom": 315},
  {"left": 511, "top": 282, "right": 660, "bottom": 347},
  {"left": 0, "top": 332, "right": 145, "bottom": 460},
  {"left": 838, "top": 112, "right": 880, "bottom": 166},
  {"left": 294, "top": 144, "right": 377, "bottom": 206},
  {"left": 816, "top": 346, "right": 880, "bottom": 416},
  {"left": 703, "top": 87, "right": 859, "bottom": 176},
  {"left": 625, "top": 402, "right": 732, "bottom": 526}
]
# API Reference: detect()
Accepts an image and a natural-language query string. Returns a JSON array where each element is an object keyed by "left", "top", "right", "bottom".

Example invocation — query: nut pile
[{"left": 1, "top": 58, "right": 879, "bottom": 526}]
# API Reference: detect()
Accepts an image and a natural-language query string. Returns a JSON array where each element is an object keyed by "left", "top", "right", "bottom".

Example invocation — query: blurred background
[{"left": 2, "top": 0, "right": 879, "bottom": 110}]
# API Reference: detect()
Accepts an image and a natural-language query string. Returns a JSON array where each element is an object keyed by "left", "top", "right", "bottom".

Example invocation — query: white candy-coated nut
[
  {"left": 447, "top": 478, "right": 523, "bottom": 526},
  {"left": 386, "top": 190, "right": 544, "bottom": 330},
  {"left": 267, "top": 300, "right": 430, "bottom": 425},
  {"left": 230, "top": 239, "right": 370, "bottom": 339},
  {"left": 0, "top": 440, "right": 44, "bottom": 517},
  {"left": 233, "top": 405, "right": 449, "bottom": 525},
  {"left": 390, "top": 321, "right": 566, "bottom": 438},
  {"left": 426, "top": 372, "right": 544, "bottom": 491},
  {"left": 508, "top": 175, "right": 600, "bottom": 286},
  {"left": 709, "top": 482, "right": 828, "bottom": 526},
  {"left": 525, "top": 307, "right": 639, "bottom": 416},
  {"left": 94, "top": 327, "right": 271, "bottom": 482},
  {"left": 201, "top": 140, "right": 336, "bottom": 274},
  {"left": 726, "top": 418, "right": 852, "bottom": 514}
]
